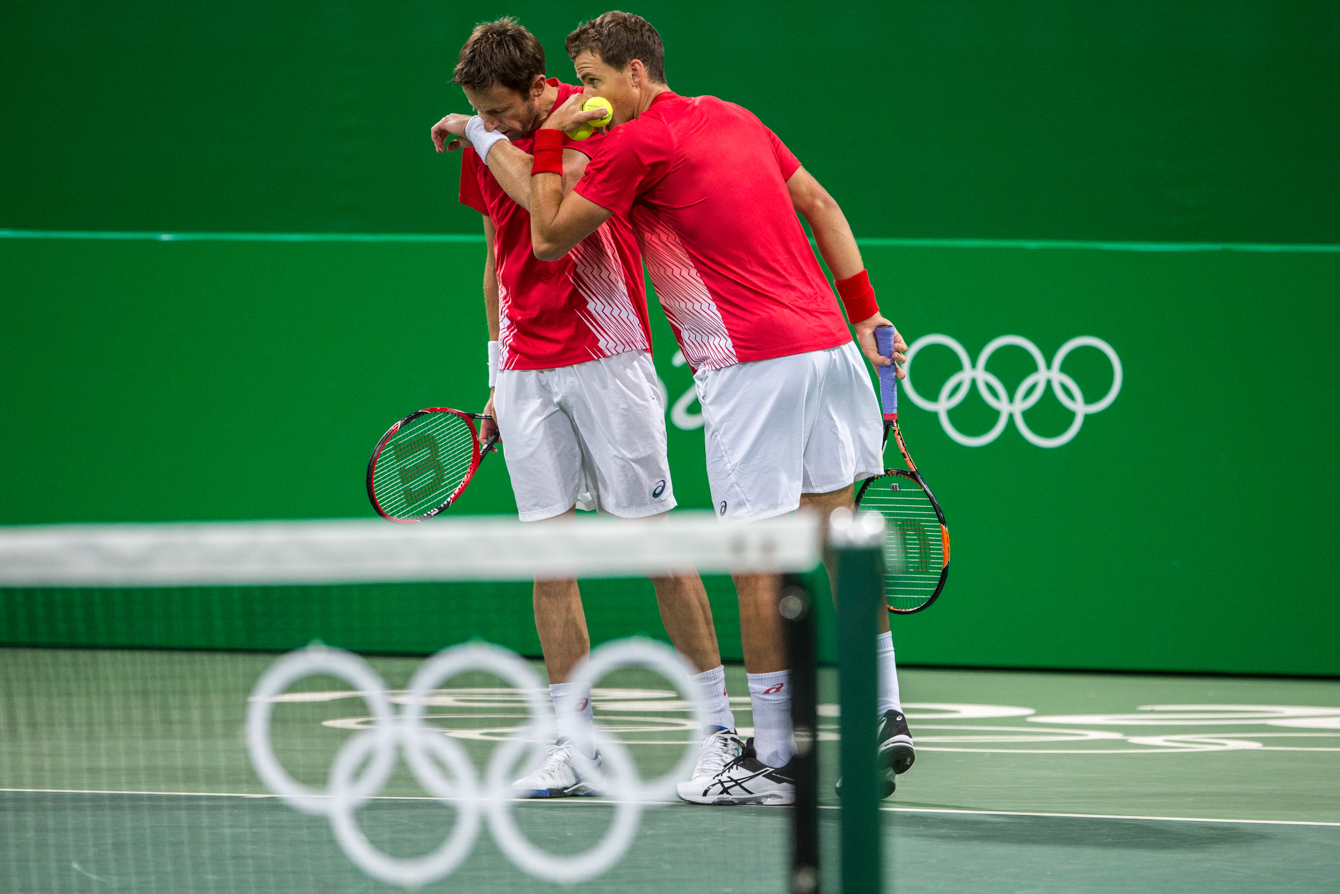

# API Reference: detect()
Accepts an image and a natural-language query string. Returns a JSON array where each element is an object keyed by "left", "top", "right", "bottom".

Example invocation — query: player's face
[
  {"left": 462, "top": 79, "right": 545, "bottom": 137},
  {"left": 573, "top": 50, "right": 639, "bottom": 126}
]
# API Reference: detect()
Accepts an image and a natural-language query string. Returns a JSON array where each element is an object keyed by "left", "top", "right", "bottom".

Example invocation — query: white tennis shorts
[
  {"left": 494, "top": 350, "right": 676, "bottom": 522},
  {"left": 693, "top": 341, "right": 885, "bottom": 521}
]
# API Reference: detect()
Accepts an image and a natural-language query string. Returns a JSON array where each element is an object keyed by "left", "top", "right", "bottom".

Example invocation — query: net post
[
  {"left": 781, "top": 572, "right": 819, "bottom": 894},
  {"left": 830, "top": 508, "right": 886, "bottom": 894}
]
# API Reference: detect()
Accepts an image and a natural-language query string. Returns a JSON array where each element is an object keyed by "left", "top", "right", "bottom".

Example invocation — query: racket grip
[{"left": 873, "top": 326, "right": 898, "bottom": 419}]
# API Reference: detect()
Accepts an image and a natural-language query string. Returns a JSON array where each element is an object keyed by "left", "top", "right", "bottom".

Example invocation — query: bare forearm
[
  {"left": 482, "top": 217, "right": 500, "bottom": 340},
  {"left": 484, "top": 268, "right": 500, "bottom": 340},
  {"left": 529, "top": 171, "right": 566, "bottom": 257},
  {"left": 484, "top": 142, "right": 534, "bottom": 210}
]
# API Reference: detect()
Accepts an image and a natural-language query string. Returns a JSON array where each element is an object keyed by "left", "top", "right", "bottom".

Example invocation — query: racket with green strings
[
  {"left": 366, "top": 408, "right": 499, "bottom": 522},
  {"left": 854, "top": 327, "right": 950, "bottom": 612}
]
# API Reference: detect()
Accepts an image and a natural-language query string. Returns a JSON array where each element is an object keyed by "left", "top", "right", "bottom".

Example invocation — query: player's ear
[{"left": 530, "top": 74, "right": 547, "bottom": 99}]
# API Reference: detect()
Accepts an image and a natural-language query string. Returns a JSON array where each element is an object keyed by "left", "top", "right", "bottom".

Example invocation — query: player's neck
[
  {"left": 534, "top": 81, "right": 562, "bottom": 128},
  {"left": 633, "top": 82, "right": 670, "bottom": 119}
]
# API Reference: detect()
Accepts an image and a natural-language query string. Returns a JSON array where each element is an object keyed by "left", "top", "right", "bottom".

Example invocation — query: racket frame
[
  {"left": 366, "top": 407, "right": 499, "bottom": 523},
  {"left": 859, "top": 326, "right": 951, "bottom": 614}
]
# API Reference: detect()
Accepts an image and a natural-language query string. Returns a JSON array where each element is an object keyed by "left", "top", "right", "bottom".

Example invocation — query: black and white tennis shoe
[
  {"left": 675, "top": 726, "right": 744, "bottom": 802},
  {"left": 879, "top": 709, "right": 916, "bottom": 776},
  {"left": 677, "top": 737, "right": 796, "bottom": 805},
  {"left": 837, "top": 709, "right": 915, "bottom": 798}
]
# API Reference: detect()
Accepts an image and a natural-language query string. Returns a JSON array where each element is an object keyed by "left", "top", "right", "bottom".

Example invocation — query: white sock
[
  {"left": 877, "top": 631, "right": 903, "bottom": 716},
  {"left": 550, "top": 681, "right": 596, "bottom": 758},
  {"left": 746, "top": 669, "right": 794, "bottom": 767},
  {"left": 690, "top": 665, "right": 736, "bottom": 732}
]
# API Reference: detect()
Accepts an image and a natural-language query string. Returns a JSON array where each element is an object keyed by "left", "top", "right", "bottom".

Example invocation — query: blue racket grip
[{"left": 874, "top": 326, "right": 898, "bottom": 419}]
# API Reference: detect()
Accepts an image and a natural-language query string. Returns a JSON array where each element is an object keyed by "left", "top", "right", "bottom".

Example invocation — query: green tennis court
[
  {"left": 5, "top": 3, "right": 1339, "bottom": 893},
  {"left": 4, "top": 648, "right": 1336, "bottom": 893}
]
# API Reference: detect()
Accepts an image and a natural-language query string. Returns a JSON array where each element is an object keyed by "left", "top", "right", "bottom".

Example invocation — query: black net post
[
  {"left": 781, "top": 572, "right": 819, "bottom": 894},
  {"left": 830, "top": 509, "right": 887, "bottom": 894}
]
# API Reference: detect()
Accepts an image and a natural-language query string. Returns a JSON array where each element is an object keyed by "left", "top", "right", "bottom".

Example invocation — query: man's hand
[
  {"left": 431, "top": 114, "right": 475, "bottom": 153},
  {"left": 854, "top": 314, "right": 907, "bottom": 378},
  {"left": 540, "top": 93, "right": 609, "bottom": 135},
  {"left": 480, "top": 391, "right": 500, "bottom": 448}
]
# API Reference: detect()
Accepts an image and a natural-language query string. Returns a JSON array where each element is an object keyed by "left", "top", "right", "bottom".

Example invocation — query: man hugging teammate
[{"left": 434, "top": 12, "right": 914, "bottom": 804}]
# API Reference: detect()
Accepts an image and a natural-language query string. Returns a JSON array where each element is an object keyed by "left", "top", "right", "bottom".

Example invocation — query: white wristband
[
  {"left": 487, "top": 340, "right": 500, "bottom": 388},
  {"left": 465, "top": 116, "right": 510, "bottom": 164}
]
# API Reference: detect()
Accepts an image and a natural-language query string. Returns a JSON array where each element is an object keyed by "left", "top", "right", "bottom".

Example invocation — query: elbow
[
  {"left": 804, "top": 193, "right": 841, "bottom": 221},
  {"left": 533, "top": 239, "right": 568, "bottom": 262},
  {"left": 792, "top": 182, "right": 840, "bottom": 221}
]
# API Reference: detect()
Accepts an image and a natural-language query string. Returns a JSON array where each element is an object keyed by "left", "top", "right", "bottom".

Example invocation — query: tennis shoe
[
  {"left": 678, "top": 737, "right": 796, "bottom": 806},
  {"left": 879, "top": 709, "right": 916, "bottom": 776},
  {"left": 837, "top": 709, "right": 915, "bottom": 798},
  {"left": 675, "top": 726, "right": 744, "bottom": 801},
  {"left": 511, "top": 736, "right": 604, "bottom": 798}
]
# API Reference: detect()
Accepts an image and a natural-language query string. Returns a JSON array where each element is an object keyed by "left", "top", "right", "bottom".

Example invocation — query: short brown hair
[
  {"left": 565, "top": 11, "right": 666, "bottom": 84},
  {"left": 453, "top": 17, "right": 546, "bottom": 95}
]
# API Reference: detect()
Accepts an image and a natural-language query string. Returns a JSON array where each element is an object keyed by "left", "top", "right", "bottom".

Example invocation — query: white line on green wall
[{"left": 2, "top": 229, "right": 1338, "bottom": 252}]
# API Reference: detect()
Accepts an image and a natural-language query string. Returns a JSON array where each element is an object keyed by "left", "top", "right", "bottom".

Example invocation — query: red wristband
[
  {"left": 531, "top": 129, "right": 564, "bottom": 176},
  {"left": 835, "top": 269, "right": 879, "bottom": 323}
]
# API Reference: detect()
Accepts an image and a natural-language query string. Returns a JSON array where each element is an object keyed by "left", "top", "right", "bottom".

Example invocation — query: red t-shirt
[
  {"left": 459, "top": 80, "right": 651, "bottom": 371},
  {"left": 573, "top": 91, "right": 852, "bottom": 371}
]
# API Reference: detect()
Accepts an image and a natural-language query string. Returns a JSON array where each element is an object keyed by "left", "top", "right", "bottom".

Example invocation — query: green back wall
[
  {"left": 3, "top": 1, "right": 1337, "bottom": 243},
  {"left": 2, "top": 1, "right": 1338, "bottom": 675}
]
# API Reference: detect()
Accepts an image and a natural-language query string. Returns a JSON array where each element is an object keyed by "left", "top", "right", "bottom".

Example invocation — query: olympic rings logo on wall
[
  {"left": 245, "top": 638, "right": 704, "bottom": 887},
  {"left": 902, "top": 335, "right": 1122, "bottom": 448}
]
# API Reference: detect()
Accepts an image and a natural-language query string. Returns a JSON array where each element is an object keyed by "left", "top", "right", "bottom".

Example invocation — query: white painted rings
[
  {"left": 245, "top": 637, "right": 704, "bottom": 886},
  {"left": 901, "top": 334, "right": 1122, "bottom": 447}
]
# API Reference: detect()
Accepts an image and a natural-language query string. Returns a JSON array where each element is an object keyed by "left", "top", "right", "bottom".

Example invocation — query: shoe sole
[
  {"left": 512, "top": 785, "right": 603, "bottom": 798},
  {"left": 680, "top": 791, "right": 796, "bottom": 806},
  {"left": 836, "top": 739, "right": 914, "bottom": 800},
  {"left": 881, "top": 741, "right": 916, "bottom": 776}
]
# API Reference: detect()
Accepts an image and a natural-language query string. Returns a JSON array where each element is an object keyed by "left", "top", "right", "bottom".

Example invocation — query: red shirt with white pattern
[
  {"left": 572, "top": 91, "right": 852, "bottom": 371},
  {"left": 459, "top": 80, "right": 651, "bottom": 371}
]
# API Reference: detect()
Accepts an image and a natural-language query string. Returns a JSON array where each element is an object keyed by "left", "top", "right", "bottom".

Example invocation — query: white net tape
[{"left": 0, "top": 511, "right": 821, "bottom": 586}]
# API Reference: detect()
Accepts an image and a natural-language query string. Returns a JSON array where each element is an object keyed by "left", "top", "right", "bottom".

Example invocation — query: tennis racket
[
  {"left": 366, "top": 408, "right": 499, "bottom": 523},
  {"left": 854, "top": 326, "right": 950, "bottom": 613}
]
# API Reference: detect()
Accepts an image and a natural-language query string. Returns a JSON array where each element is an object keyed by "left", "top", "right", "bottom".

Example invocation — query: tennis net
[{"left": 0, "top": 512, "right": 887, "bottom": 893}]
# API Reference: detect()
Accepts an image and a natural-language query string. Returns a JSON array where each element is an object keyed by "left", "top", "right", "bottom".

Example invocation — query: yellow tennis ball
[
  {"left": 567, "top": 97, "right": 614, "bottom": 140},
  {"left": 583, "top": 96, "right": 613, "bottom": 127}
]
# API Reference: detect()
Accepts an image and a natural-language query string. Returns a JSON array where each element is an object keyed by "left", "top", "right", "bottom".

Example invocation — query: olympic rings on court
[
  {"left": 245, "top": 637, "right": 704, "bottom": 887},
  {"left": 900, "top": 334, "right": 1122, "bottom": 448}
]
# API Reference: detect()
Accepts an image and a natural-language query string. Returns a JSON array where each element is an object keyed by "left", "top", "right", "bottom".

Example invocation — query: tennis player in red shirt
[
  {"left": 469, "top": 11, "right": 916, "bottom": 805},
  {"left": 431, "top": 18, "right": 738, "bottom": 801}
]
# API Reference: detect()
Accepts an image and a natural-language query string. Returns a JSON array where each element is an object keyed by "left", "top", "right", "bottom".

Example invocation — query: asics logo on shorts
[
  {"left": 902, "top": 334, "right": 1122, "bottom": 448},
  {"left": 718, "top": 501, "right": 727, "bottom": 516},
  {"left": 652, "top": 480, "right": 666, "bottom": 498}
]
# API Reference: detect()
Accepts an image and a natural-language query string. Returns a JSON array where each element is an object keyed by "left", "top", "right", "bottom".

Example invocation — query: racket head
[
  {"left": 854, "top": 467, "right": 950, "bottom": 613},
  {"left": 366, "top": 408, "right": 488, "bottom": 522}
]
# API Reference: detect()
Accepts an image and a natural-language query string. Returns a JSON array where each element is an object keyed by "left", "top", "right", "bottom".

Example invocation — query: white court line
[
  {"left": 873, "top": 805, "right": 1340, "bottom": 827},
  {"left": 4, "top": 788, "right": 1339, "bottom": 828}
]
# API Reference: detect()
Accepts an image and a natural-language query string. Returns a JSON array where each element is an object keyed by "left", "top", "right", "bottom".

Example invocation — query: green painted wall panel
[
  {"left": 2, "top": 1, "right": 1336, "bottom": 673},
  {"left": 2, "top": 238, "right": 1336, "bottom": 674},
  {"left": 2, "top": 1, "right": 1337, "bottom": 243}
]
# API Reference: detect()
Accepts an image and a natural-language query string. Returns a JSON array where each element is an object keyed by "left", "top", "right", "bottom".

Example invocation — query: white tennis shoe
[
  {"left": 677, "top": 737, "right": 796, "bottom": 806},
  {"left": 675, "top": 727, "right": 744, "bottom": 802},
  {"left": 511, "top": 737, "right": 604, "bottom": 798}
]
